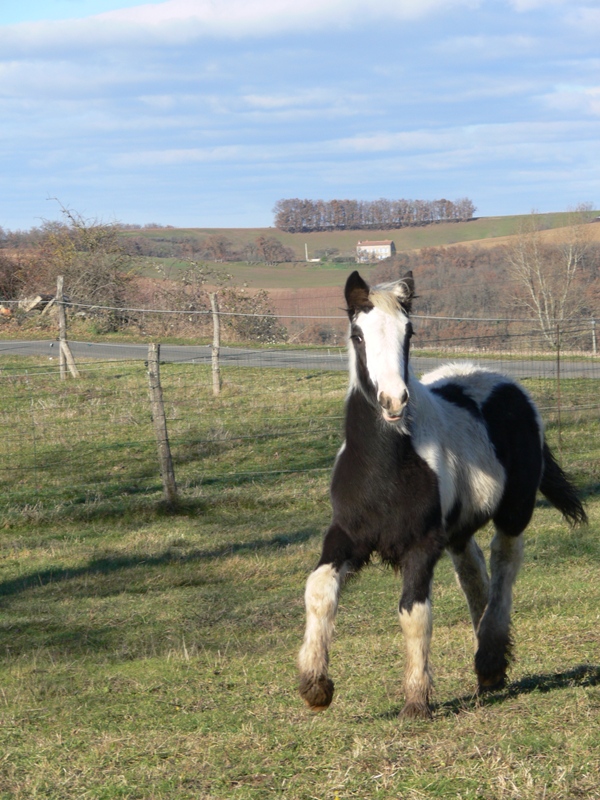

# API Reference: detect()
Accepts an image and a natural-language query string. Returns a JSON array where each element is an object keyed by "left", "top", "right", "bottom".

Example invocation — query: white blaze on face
[{"left": 358, "top": 306, "right": 410, "bottom": 419}]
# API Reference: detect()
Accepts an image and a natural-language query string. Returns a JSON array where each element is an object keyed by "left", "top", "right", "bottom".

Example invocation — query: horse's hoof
[
  {"left": 476, "top": 673, "right": 506, "bottom": 694},
  {"left": 299, "top": 674, "right": 334, "bottom": 711},
  {"left": 400, "top": 701, "right": 432, "bottom": 720}
]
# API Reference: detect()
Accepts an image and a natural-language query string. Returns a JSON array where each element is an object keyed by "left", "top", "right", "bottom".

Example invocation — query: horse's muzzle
[{"left": 379, "top": 389, "right": 409, "bottom": 423}]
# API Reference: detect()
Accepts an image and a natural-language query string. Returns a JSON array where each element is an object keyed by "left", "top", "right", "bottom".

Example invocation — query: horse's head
[{"left": 345, "top": 270, "right": 415, "bottom": 425}]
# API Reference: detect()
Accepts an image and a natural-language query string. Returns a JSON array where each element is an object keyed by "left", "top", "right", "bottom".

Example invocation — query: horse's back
[
  {"left": 421, "top": 362, "right": 542, "bottom": 436},
  {"left": 418, "top": 362, "right": 544, "bottom": 538},
  {"left": 421, "top": 362, "right": 529, "bottom": 404}
]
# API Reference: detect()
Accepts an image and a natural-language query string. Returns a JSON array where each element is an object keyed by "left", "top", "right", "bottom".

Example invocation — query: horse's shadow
[
  {"left": 380, "top": 664, "right": 600, "bottom": 719},
  {"left": 0, "top": 527, "right": 317, "bottom": 603}
]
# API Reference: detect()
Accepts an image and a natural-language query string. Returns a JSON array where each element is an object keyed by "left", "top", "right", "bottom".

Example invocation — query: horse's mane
[{"left": 369, "top": 288, "right": 403, "bottom": 316}]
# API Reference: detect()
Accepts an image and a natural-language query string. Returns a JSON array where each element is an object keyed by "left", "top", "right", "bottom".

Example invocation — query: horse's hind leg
[
  {"left": 475, "top": 530, "right": 524, "bottom": 691},
  {"left": 449, "top": 537, "right": 490, "bottom": 634},
  {"left": 298, "top": 524, "right": 355, "bottom": 711}
]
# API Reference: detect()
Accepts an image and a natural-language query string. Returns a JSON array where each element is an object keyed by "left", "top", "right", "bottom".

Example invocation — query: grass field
[
  {"left": 123, "top": 210, "right": 598, "bottom": 259},
  {"left": 126, "top": 211, "right": 600, "bottom": 290},
  {"left": 0, "top": 357, "right": 599, "bottom": 799},
  {"left": 133, "top": 257, "right": 373, "bottom": 290}
]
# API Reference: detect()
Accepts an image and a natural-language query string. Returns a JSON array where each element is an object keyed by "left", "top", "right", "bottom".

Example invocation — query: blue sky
[{"left": 1, "top": 0, "right": 599, "bottom": 230}]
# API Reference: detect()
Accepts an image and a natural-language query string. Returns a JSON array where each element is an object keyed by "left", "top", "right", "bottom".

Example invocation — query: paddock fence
[{"left": 1, "top": 301, "right": 599, "bottom": 516}]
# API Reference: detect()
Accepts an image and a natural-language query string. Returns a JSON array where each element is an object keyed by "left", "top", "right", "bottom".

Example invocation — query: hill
[
  {"left": 122, "top": 210, "right": 594, "bottom": 259},
  {"left": 3, "top": 211, "right": 598, "bottom": 347},
  {"left": 123, "top": 211, "right": 600, "bottom": 291}
]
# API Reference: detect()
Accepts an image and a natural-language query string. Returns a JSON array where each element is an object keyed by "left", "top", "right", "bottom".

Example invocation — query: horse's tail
[{"left": 539, "top": 441, "right": 587, "bottom": 526}]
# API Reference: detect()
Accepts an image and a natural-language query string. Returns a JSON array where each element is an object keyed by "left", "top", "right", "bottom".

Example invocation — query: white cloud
[
  {"left": 111, "top": 145, "right": 246, "bottom": 167},
  {"left": 543, "top": 84, "right": 600, "bottom": 117},
  {"left": 96, "top": 0, "right": 479, "bottom": 34},
  {"left": 0, "top": 57, "right": 128, "bottom": 98},
  {"left": 331, "top": 121, "right": 600, "bottom": 168},
  {"left": 108, "top": 119, "right": 600, "bottom": 172},
  {"left": 507, "top": 0, "right": 569, "bottom": 10},
  {"left": 337, "top": 130, "right": 459, "bottom": 153},
  {"left": 242, "top": 91, "right": 330, "bottom": 111},
  {"left": 2, "top": 0, "right": 599, "bottom": 229},
  {"left": 237, "top": 89, "right": 371, "bottom": 122},
  {"left": 0, "top": 0, "right": 478, "bottom": 58},
  {"left": 565, "top": 5, "right": 600, "bottom": 32},
  {"left": 436, "top": 33, "right": 538, "bottom": 58},
  {"left": 137, "top": 94, "right": 178, "bottom": 111},
  {"left": 507, "top": 0, "right": 600, "bottom": 36},
  {"left": 0, "top": 19, "right": 151, "bottom": 56}
]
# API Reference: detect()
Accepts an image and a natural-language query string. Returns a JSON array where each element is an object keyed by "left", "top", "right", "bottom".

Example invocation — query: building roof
[{"left": 357, "top": 240, "right": 394, "bottom": 247}]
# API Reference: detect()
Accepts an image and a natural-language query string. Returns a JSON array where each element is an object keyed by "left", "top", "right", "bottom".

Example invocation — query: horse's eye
[{"left": 351, "top": 334, "right": 363, "bottom": 344}]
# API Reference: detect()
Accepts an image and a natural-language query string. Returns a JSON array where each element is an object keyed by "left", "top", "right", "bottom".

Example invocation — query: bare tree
[
  {"left": 218, "top": 287, "right": 287, "bottom": 343},
  {"left": 37, "top": 204, "right": 135, "bottom": 330},
  {"left": 505, "top": 206, "right": 597, "bottom": 348},
  {"left": 254, "top": 235, "right": 295, "bottom": 265},
  {"left": 201, "top": 234, "right": 233, "bottom": 262},
  {"left": 273, "top": 197, "right": 476, "bottom": 232},
  {"left": 152, "top": 258, "right": 287, "bottom": 343},
  {"left": 241, "top": 240, "right": 259, "bottom": 264},
  {"left": 0, "top": 253, "right": 27, "bottom": 300}
]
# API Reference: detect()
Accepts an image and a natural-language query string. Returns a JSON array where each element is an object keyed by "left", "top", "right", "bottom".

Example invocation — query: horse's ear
[
  {"left": 391, "top": 270, "right": 415, "bottom": 312},
  {"left": 345, "top": 270, "right": 371, "bottom": 313}
]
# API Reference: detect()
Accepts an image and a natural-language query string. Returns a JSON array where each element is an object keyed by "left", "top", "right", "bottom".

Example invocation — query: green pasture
[
  {"left": 125, "top": 210, "right": 596, "bottom": 288},
  {"left": 0, "top": 357, "right": 599, "bottom": 799},
  {"left": 123, "top": 210, "right": 586, "bottom": 257},
  {"left": 132, "top": 255, "right": 366, "bottom": 289}
]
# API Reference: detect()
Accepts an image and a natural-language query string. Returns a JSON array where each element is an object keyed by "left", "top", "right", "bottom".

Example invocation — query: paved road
[{"left": 2, "top": 338, "right": 598, "bottom": 379}]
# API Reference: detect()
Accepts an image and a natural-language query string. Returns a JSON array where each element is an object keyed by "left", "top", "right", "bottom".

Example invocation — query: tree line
[
  {"left": 1, "top": 223, "right": 296, "bottom": 266},
  {"left": 273, "top": 197, "right": 476, "bottom": 232},
  {"left": 121, "top": 232, "right": 294, "bottom": 265}
]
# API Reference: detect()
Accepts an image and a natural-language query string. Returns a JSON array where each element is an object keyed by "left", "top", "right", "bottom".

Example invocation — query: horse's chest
[{"left": 330, "top": 434, "right": 442, "bottom": 546}]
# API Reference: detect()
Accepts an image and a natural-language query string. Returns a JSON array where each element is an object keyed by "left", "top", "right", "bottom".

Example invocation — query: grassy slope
[
  {"left": 0, "top": 357, "right": 598, "bottom": 799},
  {"left": 127, "top": 212, "right": 600, "bottom": 289},
  {"left": 124, "top": 211, "right": 594, "bottom": 257}
]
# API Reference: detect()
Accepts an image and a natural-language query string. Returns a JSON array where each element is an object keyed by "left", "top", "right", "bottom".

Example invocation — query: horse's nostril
[
  {"left": 378, "top": 392, "right": 392, "bottom": 411},
  {"left": 379, "top": 390, "right": 409, "bottom": 416}
]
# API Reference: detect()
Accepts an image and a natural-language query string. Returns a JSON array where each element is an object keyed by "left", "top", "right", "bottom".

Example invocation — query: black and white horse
[{"left": 298, "top": 270, "right": 586, "bottom": 719}]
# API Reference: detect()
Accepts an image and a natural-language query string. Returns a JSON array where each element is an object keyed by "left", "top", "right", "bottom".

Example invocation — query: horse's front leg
[
  {"left": 398, "top": 541, "right": 443, "bottom": 719},
  {"left": 298, "top": 524, "right": 354, "bottom": 711}
]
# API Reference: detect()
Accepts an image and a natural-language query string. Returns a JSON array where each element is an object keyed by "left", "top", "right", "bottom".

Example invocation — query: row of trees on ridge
[{"left": 273, "top": 197, "right": 476, "bottom": 232}]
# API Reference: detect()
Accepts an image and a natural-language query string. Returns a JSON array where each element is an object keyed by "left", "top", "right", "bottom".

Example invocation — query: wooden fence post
[
  {"left": 209, "top": 292, "right": 222, "bottom": 396},
  {"left": 556, "top": 323, "right": 562, "bottom": 461},
  {"left": 147, "top": 343, "right": 178, "bottom": 504},
  {"left": 56, "top": 275, "right": 79, "bottom": 379}
]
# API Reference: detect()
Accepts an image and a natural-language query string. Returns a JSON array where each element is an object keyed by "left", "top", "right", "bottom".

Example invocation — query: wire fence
[
  {"left": 4, "top": 290, "right": 599, "bottom": 352},
  {"left": 1, "top": 304, "right": 599, "bottom": 516}
]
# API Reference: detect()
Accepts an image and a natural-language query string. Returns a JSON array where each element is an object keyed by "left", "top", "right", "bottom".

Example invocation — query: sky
[{"left": 1, "top": 0, "right": 599, "bottom": 230}]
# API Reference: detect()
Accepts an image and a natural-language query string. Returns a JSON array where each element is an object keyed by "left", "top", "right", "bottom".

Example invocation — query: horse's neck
[
  {"left": 344, "top": 386, "right": 412, "bottom": 457},
  {"left": 345, "top": 367, "right": 435, "bottom": 442},
  {"left": 406, "top": 367, "right": 437, "bottom": 424}
]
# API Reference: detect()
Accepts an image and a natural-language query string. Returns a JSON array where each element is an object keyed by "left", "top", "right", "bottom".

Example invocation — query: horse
[{"left": 298, "top": 270, "right": 587, "bottom": 719}]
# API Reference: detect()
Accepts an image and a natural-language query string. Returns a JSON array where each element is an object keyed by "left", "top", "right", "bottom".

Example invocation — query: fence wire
[{"left": 1, "top": 309, "right": 599, "bottom": 515}]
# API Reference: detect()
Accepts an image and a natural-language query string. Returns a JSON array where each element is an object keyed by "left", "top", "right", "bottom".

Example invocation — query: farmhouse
[{"left": 356, "top": 240, "right": 396, "bottom": 262}]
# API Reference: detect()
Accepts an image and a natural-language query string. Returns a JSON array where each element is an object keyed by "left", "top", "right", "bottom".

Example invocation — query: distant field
[
  {"left": 134, "top": 257, "right": 375, "bottom": 290},
  {"left": 128, "top": 212, "right": 600, "bottom": 290}
]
